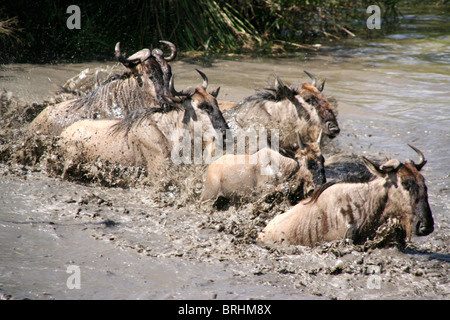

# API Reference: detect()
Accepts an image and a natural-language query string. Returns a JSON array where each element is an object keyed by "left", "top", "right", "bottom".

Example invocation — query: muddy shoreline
[{"left": 0, "top": 159, "right": 448, "bottom": 300}]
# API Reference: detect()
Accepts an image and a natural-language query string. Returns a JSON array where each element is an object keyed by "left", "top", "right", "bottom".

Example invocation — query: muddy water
[{"left": 1, "top": 6, "right": 449, "bottom": 299}]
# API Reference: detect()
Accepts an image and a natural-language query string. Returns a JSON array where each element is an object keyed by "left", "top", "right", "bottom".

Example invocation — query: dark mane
[
  {"left": 305, "top": 167, "right": 375, "bottom": 205},
  {"left": 110, "top": 103, "right": 182, "bottom": 137},
  {"left": 304, "top": 181, "right": 337, "bottom": 205},
  {"left": 69, "top": 72, "right": 159, "bottom": 118},
  {"left": 243, "top": 77, "right": 289, "bottom": 104},
  {"left": 245, "top": 87, "right": 281, "bottom": 103},
  {"left": 236, "top": 77, "right": 311, "bottom": 121}
]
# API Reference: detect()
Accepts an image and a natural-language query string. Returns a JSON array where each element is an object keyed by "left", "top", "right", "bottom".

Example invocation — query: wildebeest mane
[
  {"left": 305, "top": 167, "right": 375, "bottom": 205},
  {"left": 245, "top": 88, "right": 281, "bottom": 103},
  {"left": 70, "top": 72, "right": 158, "bottom": 118},
  {"left": 238, "top": 78, "right": 311, "bottom": 121},
  {"left": 243, "top": 77, "right": 289, "bottom": 103},
  {"left": 304, "top": 181, "right": 337, "bottom": 205},
  {"left": 109, "top": 99, "right": 193, "bottom": 137}
]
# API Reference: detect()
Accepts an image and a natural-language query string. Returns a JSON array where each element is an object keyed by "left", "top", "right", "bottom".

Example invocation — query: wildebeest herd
[{"left": 27, "top": 41, "right": 434, "bottom": 248}]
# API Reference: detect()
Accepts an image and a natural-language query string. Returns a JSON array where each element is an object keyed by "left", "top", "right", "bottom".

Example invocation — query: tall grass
[
  {"left": 0, "top": 16, "right": 21, "bottom": 50},
  {"left": 0, "top": 0, "right": 422, "bottom": 63}
]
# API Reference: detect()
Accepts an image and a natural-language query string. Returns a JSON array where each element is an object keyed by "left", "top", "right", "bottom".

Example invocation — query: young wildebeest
[
  {"left": 257, "top": 145, "right": 434, "bottom": 247},
  {"left": 28, "top": 41, "right": 177, "bottom": 136},
  {"left": 59, "top": 71, "right": 228, "bottom": 178},
  {"left": 201, "top": 131, "right": 325, "bottom": 204},
  {"left": 225, "top": 71, "right": 339, "bottom": 152}
]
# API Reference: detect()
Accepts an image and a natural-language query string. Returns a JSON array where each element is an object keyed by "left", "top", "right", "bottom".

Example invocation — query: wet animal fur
[
  {"left": 59, "top": 87, "right": 228, "bottom": 178},
  {"left": 28, "top": 72, "right": 160, "bottom": 136},
  {"left": 258, "top": 149, "right": 434, "bottom": 247},
  {"left": 225, "top": 74, "right": 339, "bottom": 152}
]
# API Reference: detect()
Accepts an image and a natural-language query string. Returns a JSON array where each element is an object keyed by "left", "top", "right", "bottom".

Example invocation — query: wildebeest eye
[
  {"left": 402, "top": 179, "right": 418, "bottom": 195},
  {"left": 307, "top": 158, "right": 318, "bottom": 170},
  {"left": 199, "top": 103, "right": 213, "bottom": 112}
]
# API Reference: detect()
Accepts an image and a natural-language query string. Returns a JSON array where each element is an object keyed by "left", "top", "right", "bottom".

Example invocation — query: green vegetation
[{"left": 0, "top": 0, "right": 446, "bottom": 63}]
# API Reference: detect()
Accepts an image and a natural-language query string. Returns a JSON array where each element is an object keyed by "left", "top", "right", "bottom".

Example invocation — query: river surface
[{"left": 0, "top": 5, "right": 448, "bottom": 300}]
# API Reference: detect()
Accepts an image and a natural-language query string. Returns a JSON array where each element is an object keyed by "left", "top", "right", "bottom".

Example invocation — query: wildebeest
[
  {"left": 28, "top": 41, "right": 177, "bottom": 136},
  {"left": 257, "top": 145, "right": 434, "bottom": 246},
  {"left": 59, "top": 70, "right": 229, "bottom": 178},
  {"left": 200, "top": 131, "right": 325, "bottom": 204},
  {"left": 224, "top": 71, "right": 339, "bottom": 152}
]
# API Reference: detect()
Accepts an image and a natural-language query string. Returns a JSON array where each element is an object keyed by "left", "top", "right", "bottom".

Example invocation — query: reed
[{"left": 0, "top": 0, "right": 425, "bottom": 63}]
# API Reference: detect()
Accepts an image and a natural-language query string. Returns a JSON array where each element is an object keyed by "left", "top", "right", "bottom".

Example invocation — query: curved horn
[
  {"left": 115, "top": 42, "right": 149, "bottom": 67},
  {"left": 304, "top": 70, "right": 318, "bottom": 88},
  {"left": 304, "top": 70, "right": 325, "bottom": 92},
  {"left": 316, "top": 129, "right": 323, "bottom": 145},
  {"left": 151, "top": 48, "right": 164, "bottom": 57},
  {"left": 115, "top": 42, "right": 132, "bottom": 64},
  {"left": 159, "top": 40, "right": 177, "bottom": 61},
  {"left": 297, "top": 132, "right": 305, "bottom": 150},
  {"left": 127, "top": 48, "right": 151, "bottom": 62},
  {"left": 169, "top": 75, "right": 188, "bottom": 98},
  {"left": 195, "top": 69, "right": 208, "bottom": 89},
  {"left": 318, "top": 79, "right": 325, "bottom": 92},
  {"left": 380, "top": 159, "right": 402, "bottom": 172},
  {"left": 408, "top": 144, "right": 427, "bottom": 171}
]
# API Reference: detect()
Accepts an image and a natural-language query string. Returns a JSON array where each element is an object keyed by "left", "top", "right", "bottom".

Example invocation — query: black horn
[
  {"left": 115, "top": 42, "right": 135, "bottom": 65},
  {"left": 169, "top": 75, "right": 188, "bottom": 99},
  {"left": 304, "top": 70, "right": 325, "bottom": 92},
  {"left": 159, "top": 40, "right": 177, "bottom": 61},
  {"left": 297, "top": 132, "right": 305, "bottom": 150},
  {"left": 304, "top": 70, "right": 317, "bottom": 86},
  {"left": 408, "top": 144, "right": 427, "bottom": 171},
  {"left": 195, "top": 69, "right": 208, "bottom": 89},
  {"left": 115, "top": 42, "right": 150, "bottom": 68}
]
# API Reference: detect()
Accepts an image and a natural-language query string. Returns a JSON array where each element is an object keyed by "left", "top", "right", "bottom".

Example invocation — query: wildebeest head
[
  {"left": 362, "top": 145, "right": 434, "bottom": 237},
  {"left": 295, "top": 130, "right": 326, "bottom": 189},
  {"left": 277, "top": 72, "right": 340, "bottom": 139},
  {"left": 115, "top": 41, "right": 176, "bottom": 72},
  {"left": 115, "top": 41, "right": 176, "bottom": 96},
  {"left": 165, "top": 69, "right": 229, "bottom": 147}
]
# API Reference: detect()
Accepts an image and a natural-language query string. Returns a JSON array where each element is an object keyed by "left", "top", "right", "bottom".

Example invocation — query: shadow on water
[
  {"left": 404, "top": 247, "right": 450, "bottom": 263},
  {"left": 0, "top": 218, "right": 119, "bottom": 228}
]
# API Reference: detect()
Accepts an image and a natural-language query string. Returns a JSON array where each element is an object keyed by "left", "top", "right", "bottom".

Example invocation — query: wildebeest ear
[
  {"left": 182, "top": 99, "right": 198, "bottom": 123},
  {"left": 362, "top": 157, "right": 386, "bottom": 178},
  {"left": 210, "top": 87, "right": 220, "bottom": 98}
]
